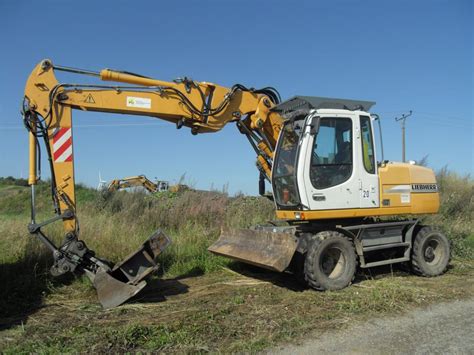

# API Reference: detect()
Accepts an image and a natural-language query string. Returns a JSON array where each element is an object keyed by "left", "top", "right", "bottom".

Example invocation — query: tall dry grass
[
  {"left": 80, "top": 189, "right": 275, "bottom": 276},
  {"left": 423, "top": 168, "right": 474, "bottom": 257},
  {"left": 0, "top": 182, "right": 275, "bottom": 316},
  {"left": 1, "top": 169, "right": 472, "bottom": 276},
  {"left": 1, "top": 170, "right": 473, "bottom": 270},
  {"left": 0, "top": 170, "right": 472, "bottom": 316}
]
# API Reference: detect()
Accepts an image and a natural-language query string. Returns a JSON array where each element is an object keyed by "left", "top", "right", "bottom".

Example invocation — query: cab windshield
[
  {"left": 310, "top": 117, "right": 353, "bottom": 189},
  {"left": 273, "top": 120, "right": 302, "bottom": 207}
]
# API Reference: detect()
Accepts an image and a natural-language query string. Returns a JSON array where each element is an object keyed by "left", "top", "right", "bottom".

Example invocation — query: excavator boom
[
  {"left": 23, "top": 59, "right": 284, "bottom": 308},
  {"left": 108, "top": 175, "right": 159, "bottom": 193}
]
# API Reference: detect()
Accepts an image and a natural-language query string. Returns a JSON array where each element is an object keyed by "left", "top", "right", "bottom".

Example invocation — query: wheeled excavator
[
  {"left": 107, "top": 175, "right": 166, "bottom": 193},
  {"left": 22, "top": 59, "right": 450, "bottom": 308},
  {"left": 107, "top": 175, "right": 190, "bottom": 194}
]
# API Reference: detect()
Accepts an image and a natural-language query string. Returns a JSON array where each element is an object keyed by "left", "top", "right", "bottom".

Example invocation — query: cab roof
[{"left": 272, "top": 96, "right": 376, "bottom": 114}]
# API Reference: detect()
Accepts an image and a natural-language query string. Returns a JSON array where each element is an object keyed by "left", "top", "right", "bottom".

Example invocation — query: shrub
[
  {"left": 423, "top": 168, "right": 473, "bottom": 258},
  {"left": 0, "top": 168, "right": 472, "bottom": 285}
]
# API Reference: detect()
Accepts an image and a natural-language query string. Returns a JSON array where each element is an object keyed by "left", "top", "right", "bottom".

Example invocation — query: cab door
[
  {"left": 358, "top": 115, "right": 379, "bottom": 208},
  {"left": 302, "top": 114, "right": 360, "bottom": 210}
]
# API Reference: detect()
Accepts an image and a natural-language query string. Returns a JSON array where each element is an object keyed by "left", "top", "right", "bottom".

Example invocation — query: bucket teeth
[{"left": 208, "top": 227, "right": 298, "bottom": 272}]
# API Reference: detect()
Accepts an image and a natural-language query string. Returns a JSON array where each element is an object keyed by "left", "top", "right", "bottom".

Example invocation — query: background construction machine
[
  {"left": 22, "top": 59, "right": 450, "bottom": 308},
  {"left": 107, "top": 175, "right": 190, "bottom": 194},
  {"left": 107, "top": 175, "right": 170, "bottom": 193}
]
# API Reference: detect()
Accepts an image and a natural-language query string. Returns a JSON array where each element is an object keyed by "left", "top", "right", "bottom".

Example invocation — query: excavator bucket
[
  {"left": 91, "top": 229, "right": 171, "bottom": 309},
  {"left": 208, "top": 227, "right": 298, "bottom": 272}
]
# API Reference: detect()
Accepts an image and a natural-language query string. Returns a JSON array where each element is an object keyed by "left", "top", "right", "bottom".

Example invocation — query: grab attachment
[
  {"left": 28, "top": 214, "right": 171, "bottom": 309},
  {"left": 88, "top": 229, "right": 171, "bottom": 309}
]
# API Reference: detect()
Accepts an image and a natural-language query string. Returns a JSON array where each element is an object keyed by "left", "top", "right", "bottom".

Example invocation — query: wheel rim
[
  {"left": 423, "top": 237, "right": 444, "bottom": 265},
  {"left": 320, "top": 246, "right": 346, "bottom": 279}
]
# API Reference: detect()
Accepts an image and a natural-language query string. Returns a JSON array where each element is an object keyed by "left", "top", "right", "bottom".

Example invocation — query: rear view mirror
[{"left": 309, "top": 115, "right": 321, "bottom": 135}]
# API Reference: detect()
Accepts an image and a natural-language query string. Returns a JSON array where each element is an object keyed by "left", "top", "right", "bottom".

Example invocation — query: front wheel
[
  {"left": 304, "top": 231, "right": 356, "bottom": 291},
  {"left": 411, "top": 226, "right": 450, "bottom": 276}
]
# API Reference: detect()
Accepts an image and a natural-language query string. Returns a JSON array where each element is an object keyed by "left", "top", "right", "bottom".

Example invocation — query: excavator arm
[
  {"left": 108, "top": 175, "right": 159, "bottom": 193},
  {"left": 22, "top": 59, "right": 284, "bottom": 308}
]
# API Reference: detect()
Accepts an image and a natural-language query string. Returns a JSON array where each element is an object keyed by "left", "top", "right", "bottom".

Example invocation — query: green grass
[
  {"left": 422, "top": 168, "right": 474, "bottom": 258},
  {"left": 1, "top": 261, "right": 473, "bottom": 353},
  {"left": 0, "top": 181, "right": 276, "bottom": 321},
  {"left": 0, "top": 171, "right": 473, "bottom": 352},
  {"left": 467, "top": 235, "right": 474, "bottom": 249}
]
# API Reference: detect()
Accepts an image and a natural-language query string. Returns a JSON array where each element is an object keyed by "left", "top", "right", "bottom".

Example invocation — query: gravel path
[{"left": 274, "top": 298, "right": 474, "bottom": 354}]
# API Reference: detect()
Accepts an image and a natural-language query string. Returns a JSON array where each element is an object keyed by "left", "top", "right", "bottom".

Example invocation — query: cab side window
[
  {"left": 360, "top": 116, "right": 375, "bottom": 174},
  {"left": 310, "top": 117, "right": 353, "bottom": 189}
]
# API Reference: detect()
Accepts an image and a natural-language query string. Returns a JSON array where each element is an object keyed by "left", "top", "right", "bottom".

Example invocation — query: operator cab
[{"left": 271, "top": 96, "right": 378, "bottom": 212}]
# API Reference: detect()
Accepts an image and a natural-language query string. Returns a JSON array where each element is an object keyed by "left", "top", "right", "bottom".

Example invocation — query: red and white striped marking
[{"left": 53, "top": 127, "right": 73, "bottom": 163}]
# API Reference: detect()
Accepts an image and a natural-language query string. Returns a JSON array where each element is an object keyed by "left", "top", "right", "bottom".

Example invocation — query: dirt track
[{"left": 274, "top": 297, "right": 474, "bottom": 354}]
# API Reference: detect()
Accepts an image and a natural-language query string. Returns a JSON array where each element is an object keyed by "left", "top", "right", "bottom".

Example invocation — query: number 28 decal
[{"left": 362, "top": 190, "right": 370, "bottom": 198}]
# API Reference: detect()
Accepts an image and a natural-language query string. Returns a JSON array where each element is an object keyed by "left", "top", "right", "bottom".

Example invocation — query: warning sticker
[
  {"left": 401, "top": 193, "right": 411, "bottom": 204},
  {"left": 126, "top": 96, "right": 151, "bottom": 109},
  {"left": 84, "top": 94, "right": 95, "bottom": 104}
]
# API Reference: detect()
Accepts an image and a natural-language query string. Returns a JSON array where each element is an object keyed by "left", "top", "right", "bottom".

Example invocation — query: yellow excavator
[
  {"left": 107, "top": 175, "right": 190, "bottom": 194},
  {"left": 107, "top": 175, "right": 165, "bottom": 193},
  {"left": 22, "top": 59, "right": 450, "bottom": 308}
]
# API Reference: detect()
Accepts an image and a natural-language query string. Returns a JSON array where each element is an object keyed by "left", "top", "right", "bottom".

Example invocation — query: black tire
[
  {"left": 411, "top": 226, "right": 450, "bottom": 276},
  {"left": 304, "top": 231, "right": 356, "bottom": 291},
  {"left": 289, "top": 251, "right": 306, "bottom": 285}
]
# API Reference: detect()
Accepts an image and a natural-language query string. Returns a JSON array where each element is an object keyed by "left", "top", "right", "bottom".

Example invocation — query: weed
[{"left": 0, "top": 172, "right": 473, "bottom": 352}]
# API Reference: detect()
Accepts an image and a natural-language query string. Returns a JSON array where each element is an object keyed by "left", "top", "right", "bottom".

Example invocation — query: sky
[{"left": 0, "top": 0, "right": 472, "bottom": 195}]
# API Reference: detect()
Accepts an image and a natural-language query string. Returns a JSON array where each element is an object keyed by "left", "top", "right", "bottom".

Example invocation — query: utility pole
[{"left": 395, "top": 110, "right": 412, "bottom": 162}]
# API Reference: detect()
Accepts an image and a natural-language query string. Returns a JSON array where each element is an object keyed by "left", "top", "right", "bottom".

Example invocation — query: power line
[
  {"left": 378, "top": 110, "right": 468, "bottom": 123},
  {"left": 415, "top": 111, "right": 466, "bottom": 121},
  {"left": 0, "top": 122, "right": 170, "bottom": 130},
  {"left": 414, "top": 116, "right": 470, "bottom": 128}
]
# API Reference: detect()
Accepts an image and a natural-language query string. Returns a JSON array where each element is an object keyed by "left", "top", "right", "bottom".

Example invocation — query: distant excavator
[
  {"left": 22, "top": 59, "right": 450, "bottom": 309},
  {"left": 108, "top": 175, "right": 163, "bottom": 193},
  {"left": 107, "top": 175, "right": 190, "bottom": 193}
]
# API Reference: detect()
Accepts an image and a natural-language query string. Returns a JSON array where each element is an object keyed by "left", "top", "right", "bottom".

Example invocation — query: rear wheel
[
  {"left": 304, "top": 231, "right": 356, "bottom": 291},
  {"left": 411, "top": 226, "right": 450, "bottom": 276}
]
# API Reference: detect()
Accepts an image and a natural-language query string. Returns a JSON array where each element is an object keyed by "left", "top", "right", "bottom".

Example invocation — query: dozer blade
[
  {"left": 92, "top": 229, "right": 171, "bottom": 309},
  {"left": 208, "top": 227, "right": 298, "bottom": 272}
]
